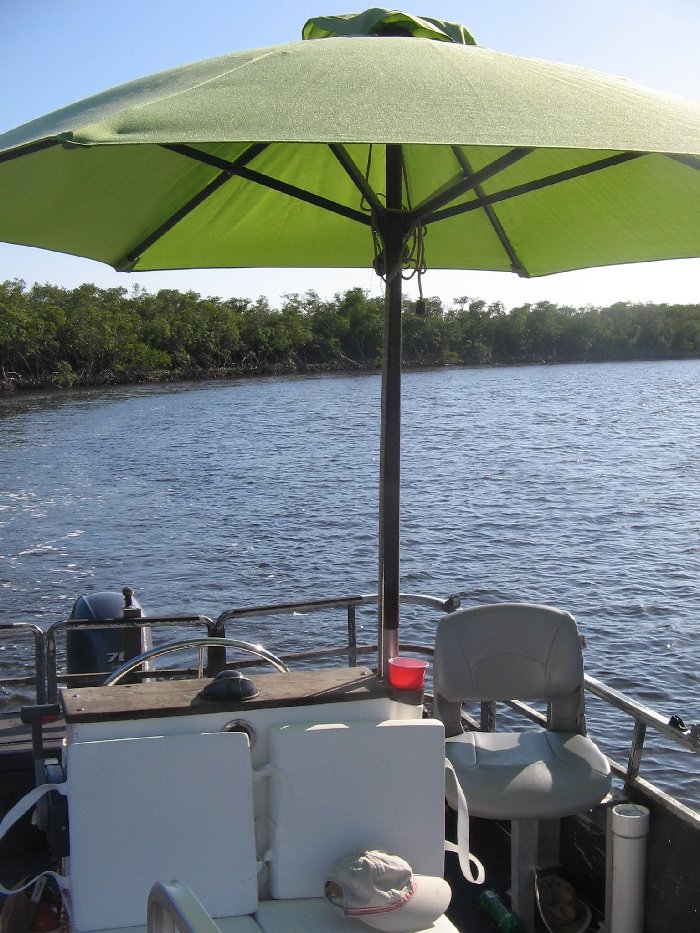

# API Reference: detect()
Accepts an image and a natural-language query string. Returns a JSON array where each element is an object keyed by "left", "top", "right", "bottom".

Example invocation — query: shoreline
[{"left": 5, "top": 353, "right": 699, "bottom": 396}]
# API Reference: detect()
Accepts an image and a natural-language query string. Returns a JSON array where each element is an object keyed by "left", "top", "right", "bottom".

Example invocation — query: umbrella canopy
[
  {"left": 1, "top": 8, "right": 700, "bottom": 672},
  {"left": 1, "top": 21, "right": 699, "bottom": 275}
]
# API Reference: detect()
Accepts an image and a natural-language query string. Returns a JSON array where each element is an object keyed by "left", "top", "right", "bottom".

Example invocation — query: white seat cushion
[
  {"left": 255, "top": 899, "right": 458, "bottom": 933},
  {"left": 216, "top": 921, "right": 264, "bottom": 933},
  {"left": 66, "top": 732, "right": 258, "bottom": 931},
  {"left": 268, "top": 720, "right": 446, "bottom": 899},
  {"left": 215, "top": 920, "right": 264, "bottom": 933},
  {"left": 100, "top": 919, "right": 263, "bottom": 933},
  {"left": 446, "top": 730, "right": 611, "bottom": 819}
]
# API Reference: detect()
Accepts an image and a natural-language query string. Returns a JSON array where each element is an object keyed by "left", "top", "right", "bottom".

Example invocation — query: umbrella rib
[
  {"left": 328, "top": 143, "right": 385, "bottom": 216},
  {"left": 451, "top": 146, "right": 527, "bottom": 276},
  {"left": 115, "top": 143, "right": 270, "bottom": 270},
  {"left": 409, "top": 148, "right": 535, "bottom": 222},
  {"left": 163, "top": 143, "right": 371, "bottom": 227},
  {"left": 423, "top": 150, "right": 645, "bottom": 225},
  {"left": 668, "top": 153, "right": 700, "bottom": 172},
  {"left": 115, "top": 173, "right": 234, "bottom": 270}
]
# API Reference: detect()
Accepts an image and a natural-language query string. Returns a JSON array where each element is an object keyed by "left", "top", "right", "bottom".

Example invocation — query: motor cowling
[{"left": 66, "top": 588, "right": 152, "bottom": 686}]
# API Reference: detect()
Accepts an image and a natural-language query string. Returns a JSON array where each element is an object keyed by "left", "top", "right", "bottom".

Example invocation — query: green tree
[
  {"left": 0, "top": 280, "right": 66, "bottom": 380},
  {"left": 2, "top": 279, "right": 699, "bottom": 388}
]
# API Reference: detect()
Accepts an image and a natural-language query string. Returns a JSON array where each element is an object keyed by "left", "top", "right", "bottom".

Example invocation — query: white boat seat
[
  {"left": 94, "top": 924, "right": 263, "bottom": 933},
  {"left": 147, "top": 882, "right": 263, "bottom": 933},
  {"left": 141, "top": 720, "right": 456, "bottom": 933},
  {"left": 254, "top": 898, "right": 459, "bottom": 932},
  {"left": 266, "top": 719, "right": 447, "bottom": 899},
  {"left": 66, "top": 731, "right": 259, "bottom": 931},
  {"left": 433, "top": 603, "right": 611, "bottom": 931},
  {"left": 145, "top": 883, "right": 460, "bottom": 933}
]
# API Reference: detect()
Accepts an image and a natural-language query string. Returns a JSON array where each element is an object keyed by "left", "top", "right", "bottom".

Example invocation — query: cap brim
[{"left": 357, "top": 875, "right": 451, "bottom": 933}]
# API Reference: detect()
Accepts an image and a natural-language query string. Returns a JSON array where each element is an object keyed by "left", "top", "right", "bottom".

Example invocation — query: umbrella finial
[{"left": 302, "top": 9, "right": 476, "bottom": 45}]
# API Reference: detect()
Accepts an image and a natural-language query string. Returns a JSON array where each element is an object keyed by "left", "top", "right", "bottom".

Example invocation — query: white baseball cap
[{"left": 325, "top": 850, "right": 452, "bottom": 932}]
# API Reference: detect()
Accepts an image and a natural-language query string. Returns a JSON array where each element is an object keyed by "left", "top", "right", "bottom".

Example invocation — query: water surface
[{"left": 1, "top": 360, "right": 698, "bottom": 806}]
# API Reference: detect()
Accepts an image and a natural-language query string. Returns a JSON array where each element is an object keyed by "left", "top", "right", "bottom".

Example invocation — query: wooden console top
[{"left": 60, "top": 667, "right": 404, "bottom": 723}]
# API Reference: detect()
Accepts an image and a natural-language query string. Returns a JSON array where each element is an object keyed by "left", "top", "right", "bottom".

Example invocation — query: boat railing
[
  {"left": 28, "top": 591, "right": 458, "bottom": 699},
  {"left": 501, "top": 680, "right": 699, "bottom": 823},
  {"left": 44, "top": 613, "right": 221, "bottom": 701},
  {"left": 1, "top": 591, "right": 698, "bottom": 819},
  {"left": 0, "top": 621, "right": 48, "bottom": 704}
]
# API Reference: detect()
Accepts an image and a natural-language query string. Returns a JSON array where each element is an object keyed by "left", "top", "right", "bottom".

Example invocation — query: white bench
[
  {"left": 147, "top": 882, "right": 459, "bottom": 933},
  {"left": 60, "top": 718, "right": 456, "bottom": 932}
]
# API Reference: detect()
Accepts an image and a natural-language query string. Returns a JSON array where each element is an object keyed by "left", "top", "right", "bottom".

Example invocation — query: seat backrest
[
  {"left": 433, "top": 603, "right": 585, "bottom": 737},
  {"left": 267, "top": 719, "right": 446, "bottom": 899},
  {"left": 66, "top": 731, "right": 259, "bottom": 931}
]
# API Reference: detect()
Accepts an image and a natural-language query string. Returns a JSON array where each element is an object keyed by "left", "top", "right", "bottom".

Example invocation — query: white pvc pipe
[{"left": 607, "top": 803, "right": 650, "bottom": 933}]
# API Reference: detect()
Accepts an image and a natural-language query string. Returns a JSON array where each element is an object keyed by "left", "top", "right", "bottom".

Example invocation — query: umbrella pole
[{"left": 378, "top": 144, "right": 403, "bottom": 679}]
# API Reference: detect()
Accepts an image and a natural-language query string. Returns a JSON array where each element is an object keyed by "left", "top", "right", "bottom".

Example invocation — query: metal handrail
[
  {"left": 215, "top": 592, "right": 460, "bottom": 626},
  {"left": 584, "top": 674, "right": 700, "bottom": 753},
  {"left": 0, "top": 623, "right": 47, "bottom": 704},
  {"left": 44, "top": 614, "right": 219, "bottom": 701},
  {"left": 10, "top": 593, "right": 456, "bottom": 701},
  {"left": 1, "top": 591, "right": 698, "bottom": 814},
  {"left": 103, "top": 637, "right": 290, "bottom": 684},
  {"left": 503, "top": 687, "right": 700, "bottom": 825}
]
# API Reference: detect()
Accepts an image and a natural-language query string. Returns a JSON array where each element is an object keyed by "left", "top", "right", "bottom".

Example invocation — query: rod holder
[{"left": 605, "top": 802, "right": 650, "bottom": 933}]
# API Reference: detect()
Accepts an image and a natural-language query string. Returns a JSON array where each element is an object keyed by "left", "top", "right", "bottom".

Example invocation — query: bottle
[{"left": 479, "top": 889, "right": 526, "bottom": 932}]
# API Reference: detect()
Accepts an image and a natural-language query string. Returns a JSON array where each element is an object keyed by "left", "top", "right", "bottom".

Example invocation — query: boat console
[
  {"left": 60, "top": 666, "right": 421, "bottom": 749},
  {"left": 56, "top": 668, "right": 456, "bottom": 933}
]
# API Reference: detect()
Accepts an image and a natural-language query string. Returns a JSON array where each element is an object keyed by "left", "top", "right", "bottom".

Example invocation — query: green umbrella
[{"left": 1, "top": 8, "right": 699, "bottom": 673}]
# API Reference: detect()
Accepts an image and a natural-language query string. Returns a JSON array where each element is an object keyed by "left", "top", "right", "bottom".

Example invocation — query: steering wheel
[{"left": 102, "top": 636, "right": 290, "bottom": 685}]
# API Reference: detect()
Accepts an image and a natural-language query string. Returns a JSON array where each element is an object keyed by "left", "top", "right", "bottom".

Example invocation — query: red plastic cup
[{"left": 388, "top": 657, "right": 429, "bottom": 690}]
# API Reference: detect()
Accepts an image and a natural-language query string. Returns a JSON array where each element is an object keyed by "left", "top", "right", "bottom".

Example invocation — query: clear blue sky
[{"left": 1, "top": 0, "right": 698, "bottom": 309}]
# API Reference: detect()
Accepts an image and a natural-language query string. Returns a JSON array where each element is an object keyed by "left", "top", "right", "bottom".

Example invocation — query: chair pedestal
[
  {"left": 510, "top": 818, "right": 562, "bottom": 932},
  {"left": 510, "top": 819, "right": 538, "bottom": 931}
]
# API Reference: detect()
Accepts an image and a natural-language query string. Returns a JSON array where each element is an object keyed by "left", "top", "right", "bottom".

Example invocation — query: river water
[{"left": 1, "top": 360, "right": 699, "bottom": 807}]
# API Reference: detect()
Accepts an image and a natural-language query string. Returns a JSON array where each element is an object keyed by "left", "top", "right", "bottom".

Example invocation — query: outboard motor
[
  {"left": 67, "top": 587, "right": 152, "bottom": 686},
  {"left": 17, "top": 590, "right": 152, "bottom": 853}
]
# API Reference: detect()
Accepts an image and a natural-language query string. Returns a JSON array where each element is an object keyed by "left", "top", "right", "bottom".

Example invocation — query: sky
[{"left": 0, "top": 0, "right": 698, "bottom": 311}]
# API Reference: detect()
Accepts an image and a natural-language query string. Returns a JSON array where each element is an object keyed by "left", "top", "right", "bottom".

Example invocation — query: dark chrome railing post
[
  {"left": 481, "top": 700, "right": 497, "bottom": 732},
  {"left": 626, "top": 719, "right": 647, "bottom": 794},
  {"left": 347, "top": 605, "right": 357, "bottom": 667},
  {"left": 32, "top": 626, "right": 47, "bottom": 704},
  {"left": 46, "top": 624, "right": 59, "bottom": 703}
]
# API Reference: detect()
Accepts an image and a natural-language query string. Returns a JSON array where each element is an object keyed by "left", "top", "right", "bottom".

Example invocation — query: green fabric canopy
[
  {"left": 1, "top": 11, "right": 699, "bottom": 668},
  {"left": 1, "top": 31, "right": 698, "bottom": 277}
]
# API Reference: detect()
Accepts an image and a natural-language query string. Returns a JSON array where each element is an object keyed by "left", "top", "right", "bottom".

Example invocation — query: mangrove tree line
[{"left": 1, "top": 279, "right": 699, "bottom": 389}]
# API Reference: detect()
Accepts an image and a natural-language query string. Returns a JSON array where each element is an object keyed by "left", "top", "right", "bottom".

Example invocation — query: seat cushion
[
  {"left": 267, "top": 720, "right": 447, "bottom": 899},
  {"left": 94, "top": 921, "right": 263, "bottom": 933},
  {"left": 216, "top": 921, "right": 265, "bottom": 933},
  {"left": 255, "top": 899, "right": 458, "bottom": 933},
  {"left": 446, "top": 731, "right": 611, "bottom": 820},
  {"left": 216, "top": 922, "right": 264, "bottom": 933},
  {"left": 66, "top": 732, "right": 259, "bottom": 931}
]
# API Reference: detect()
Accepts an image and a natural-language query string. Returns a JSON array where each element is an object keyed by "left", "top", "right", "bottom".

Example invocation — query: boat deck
[
  {"left": 1, "top": 670, "right": 549, "bottom": 933},
  {"left": 0, "top": 595, "right": 700, "bottom": 933}
]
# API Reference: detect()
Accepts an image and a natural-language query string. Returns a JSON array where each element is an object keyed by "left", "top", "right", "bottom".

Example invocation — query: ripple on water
[{"left": 1, "top": 362, "right": 699, "bottom": 807}]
